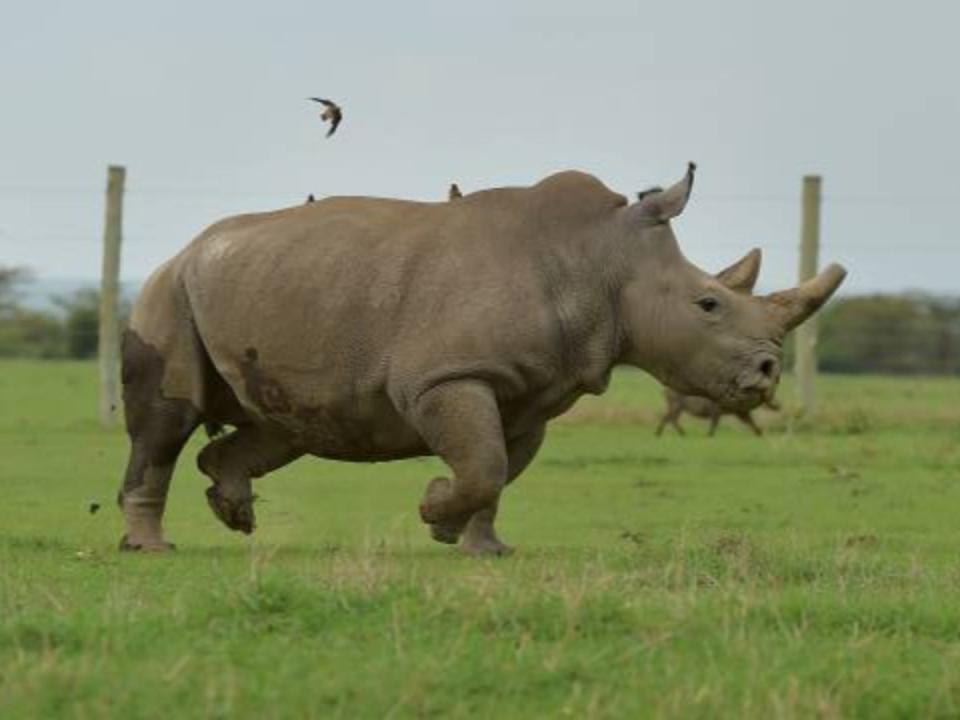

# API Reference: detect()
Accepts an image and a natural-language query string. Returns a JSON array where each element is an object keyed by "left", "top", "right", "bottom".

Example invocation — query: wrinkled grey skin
[
  {"left": 656, "top": 388, "right": 781, "bottom": 437},
  {"left": 117, "top": 164, "right": 846, "bottom": 555}
]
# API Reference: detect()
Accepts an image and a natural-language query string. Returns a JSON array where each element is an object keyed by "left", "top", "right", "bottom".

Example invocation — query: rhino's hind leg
[
  {"left": 656, "top": 401, "right": 683, "bottom": 437},
  {"left": 707, "top": 414, "right": 721, "bottom": 436},
  {"left": 118, "top": 333, "right": 201, "bottom": 551},
  {"left": 670, "top": 412, "right": 686, "bottom": 436},
  {"left": 737, "top": 411, "right": 763, "bottom": 436},
  {"left": 196, "top": 425, "right": 302, "bottom": 534},
  {"left": 460, "top": 425, "right": 546, "bottom": 556},
  {"left": 119, "top": 407, "right": 199, "bottom": 551},
  {"left": 408, "top": 381, "right": 509, "bottom": 550},
  {"left": 654, "top": 413, "right": 669, "bottom": 436}
]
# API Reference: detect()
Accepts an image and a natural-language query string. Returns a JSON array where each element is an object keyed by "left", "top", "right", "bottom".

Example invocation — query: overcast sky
[{"left": 1, "top": 0, "right": 958, "bottom": 295}]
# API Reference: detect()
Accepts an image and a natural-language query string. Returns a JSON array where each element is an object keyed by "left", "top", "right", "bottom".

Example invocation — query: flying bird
[
  {"left": 309, "top": 98, "right": 342, "bottom": 137},
  {"left": 448, "top": 183, "right": 463, "bottom": 200}
]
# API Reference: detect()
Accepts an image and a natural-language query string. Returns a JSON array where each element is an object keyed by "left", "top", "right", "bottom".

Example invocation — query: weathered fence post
[
  {"left": 794, "top": 175, "right": 821, "bottom": 416},
  {"left": 99, "top": 165, "right": 126, "bottom": 427}
]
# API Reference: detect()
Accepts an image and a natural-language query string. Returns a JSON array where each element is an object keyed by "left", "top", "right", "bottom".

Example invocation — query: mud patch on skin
[
  {"left": 240, "top": 347, "right": 293, "bottom": 414},
  {"left": 119, "top": 330, "right": 201, "bottom": 496},
  {"left": 285, "top": 402, "right": 426, "bottom": 461},
  {"left": 238, "top": 348, "right": 425, "bottom": 460}
]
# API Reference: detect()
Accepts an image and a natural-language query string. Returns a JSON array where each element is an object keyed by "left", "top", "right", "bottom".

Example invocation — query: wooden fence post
[
  {"left": 794, "top": 174, "right": 821, "bottom": 416},
  {"left": 99, "top": 165, "right": 126, "bottom": 427}
]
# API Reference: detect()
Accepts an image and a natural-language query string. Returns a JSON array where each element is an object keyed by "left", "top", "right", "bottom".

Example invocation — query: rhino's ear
[
  {"left": 716, "top": 248, "right": 762, "bottom": 294},
  {"left": 631, "top": 162, "right": 696, "bottom": 224}
]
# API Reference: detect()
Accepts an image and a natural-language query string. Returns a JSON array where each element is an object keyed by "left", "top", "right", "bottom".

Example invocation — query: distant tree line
[
  {"left": 816, "top": 294, "right": 960, "bottom": 375},
  {"left": 0, "top": 266, "right": 127, "bottom": 360},
  {"left": 1, "top": 264, "right": 959, "bottom": 374}
]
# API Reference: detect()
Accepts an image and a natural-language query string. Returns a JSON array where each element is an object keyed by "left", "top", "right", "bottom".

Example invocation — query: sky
[{"left": 1, "top": 0, "right": 958, "bottom": 296}]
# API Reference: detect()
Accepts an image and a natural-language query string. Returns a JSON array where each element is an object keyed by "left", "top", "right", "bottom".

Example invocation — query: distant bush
[
  {"left": 0, "top": 310, "right": 65, "bottom": 359},
  {"left": 0, "top": 267, "right": 63, "bottom": 358},
  {"left": 54, "top": 289, "right": 101, "bottom": 360},
  {"left": 0, "top": 265, "right": 129, "bottom": 360},
  {"left": 819, "top": 294, "right": 960, "bottom": 375}
]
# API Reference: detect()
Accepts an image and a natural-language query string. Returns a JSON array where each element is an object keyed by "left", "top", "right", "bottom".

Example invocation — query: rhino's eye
[{"left": 696, "top": 297, "right": 719, "bottom": 313}]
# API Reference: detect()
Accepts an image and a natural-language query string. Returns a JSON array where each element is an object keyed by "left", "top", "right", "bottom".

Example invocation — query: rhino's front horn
[{"left": 765, "top": 263, "right": 847, "bottom": 332}]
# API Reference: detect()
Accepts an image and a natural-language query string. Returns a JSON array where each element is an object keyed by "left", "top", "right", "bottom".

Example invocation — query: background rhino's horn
[
  {"left": 716, "top": 248, "right": 762, "bottom": 294},
  {"left": 632, "top": 162, "right": 696, "bottom": 223},
  {"left": 766, "top": 263, "right": 848, "bottom": 331}
]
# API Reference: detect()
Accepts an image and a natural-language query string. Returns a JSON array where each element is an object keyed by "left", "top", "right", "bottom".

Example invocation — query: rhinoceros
[
  {"left": 655, "top": 389, "right": 781, "bottom": 437},
  {"left": 118, "top": 163, "right": 846, "bottom": 554}
]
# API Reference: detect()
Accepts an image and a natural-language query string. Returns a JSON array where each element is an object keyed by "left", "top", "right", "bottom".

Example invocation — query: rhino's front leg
[
  {"left": 460, "top": 425, "right": 546, "bottom": 556},
  {"left": 407, "top": 380, "right": 509, "bottom": 551}
]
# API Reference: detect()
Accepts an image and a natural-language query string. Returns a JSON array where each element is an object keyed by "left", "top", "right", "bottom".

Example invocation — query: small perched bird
[
  {"left": 309, "top": 98, "right": 342, "bottom": 137},
  {"left": 448, "top": 183, "right": 463, "bottom": 200}
]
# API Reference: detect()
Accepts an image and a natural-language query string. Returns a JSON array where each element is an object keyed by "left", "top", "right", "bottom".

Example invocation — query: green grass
[{"left": 1, "top": 360, "right": 959, "bottom": 718}]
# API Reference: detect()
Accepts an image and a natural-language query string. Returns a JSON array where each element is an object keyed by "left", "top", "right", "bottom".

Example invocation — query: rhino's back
[
  {"left": 168, "top": 175, "right": 623, "bottom": 451},
  {"left": 181, "top": 194, "right": 544, "bottom": 375},
  {"left": 184, "top": 175, "right": 621, "bottom": 366}
]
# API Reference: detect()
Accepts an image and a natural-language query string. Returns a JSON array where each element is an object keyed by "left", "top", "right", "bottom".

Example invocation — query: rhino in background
[
  {"left": 118, "top": 163, "right": 846, "bottom": 555},
  {"left": 656, "top": 389, "right": 780, "bottom": 437}
]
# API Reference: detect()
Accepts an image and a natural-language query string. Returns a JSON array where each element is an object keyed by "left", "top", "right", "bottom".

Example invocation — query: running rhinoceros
[{"left": 118, "top": 163, "right": 846, "bottom": 554}]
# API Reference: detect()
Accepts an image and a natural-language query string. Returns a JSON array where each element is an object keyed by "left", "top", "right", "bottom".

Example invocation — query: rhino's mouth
[{"left": 659, "top": 361, "right": 775, "bottom": 412}]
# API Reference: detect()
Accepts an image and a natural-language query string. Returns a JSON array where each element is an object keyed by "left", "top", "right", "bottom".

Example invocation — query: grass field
[{"left": 1, "top": 360, "right": 959, "bottom": 718}]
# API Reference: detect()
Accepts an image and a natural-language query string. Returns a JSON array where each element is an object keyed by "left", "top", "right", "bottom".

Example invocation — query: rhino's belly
[
  {"left": 264, "top": 396, "right": 428, "bottom": 462},
  {"left": 684, "top": 398, "right": 719, "bottom": 417},
  {"left": 295, "top": 410, "right": 428, "bottom": 462},
  {"left": 499, "top": 380, "right": 594, "bottom": 436},
  {"left": 223, "top": 360, "right": 428, "bottom": 461}
]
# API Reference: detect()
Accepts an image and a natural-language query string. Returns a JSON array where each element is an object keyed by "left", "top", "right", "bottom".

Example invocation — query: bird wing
[
  {"left": 326, "top": 113, "right": 341, "bottom": 137},
  {"left": 309, "top": 97, "right": 336, "bottom": 108}
]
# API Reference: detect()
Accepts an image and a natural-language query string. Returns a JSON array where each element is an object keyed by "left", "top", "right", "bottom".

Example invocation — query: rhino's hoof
[
  {"left": 420, "top": 477, "right": 473, "bottom": 543},
  {"left": 419, "top": 476, "right": 450, "bottom": 523},
  {"left": 460, "top": 537, "right": 514, "bottom": 557},
  {"left": 205, "top": 486, "right": 257, "bottom": 535},
  {"left": 118, "top": 535, "right": 176, "bottom": 552},
  {"left": 428, "top": 521, "right": 466, "bottom": 545}
]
